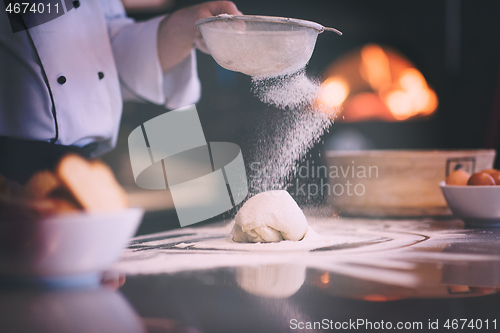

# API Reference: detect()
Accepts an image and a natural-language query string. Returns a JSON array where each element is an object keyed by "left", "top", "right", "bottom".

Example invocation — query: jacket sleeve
[{"left": 99, "top": 0, "right": 201, "bottom": 109}]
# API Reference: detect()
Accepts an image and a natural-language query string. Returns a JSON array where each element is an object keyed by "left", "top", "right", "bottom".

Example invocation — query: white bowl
[
  {"left": 0, "top": 208, "right": 144, "bottom": 277},
  {"left": 440, "top": 183, "right": 500, "bottom": 226}
]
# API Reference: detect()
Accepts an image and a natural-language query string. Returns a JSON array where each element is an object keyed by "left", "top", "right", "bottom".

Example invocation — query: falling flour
[
  {"left": 248, "top": 69, "right": 339, "bottom": 194},
  {"left": 229, "top": 70, "right": 338, "bottom": 244},
  {"left": 252, "top": 70, "right": 321, "bottom": 110}
]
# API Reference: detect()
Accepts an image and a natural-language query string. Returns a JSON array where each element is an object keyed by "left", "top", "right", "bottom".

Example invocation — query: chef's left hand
[{"left": 158, "top": 1, "right": 243, "bottom": 73}]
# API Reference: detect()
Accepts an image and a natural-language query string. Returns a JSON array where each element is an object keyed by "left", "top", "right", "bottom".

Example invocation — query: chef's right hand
[
  {"left": 191, "top": 1, "right": 243, "bottom": 53},
  {"left": 158, "top": 1, "right": 243, "bottom": 72}
]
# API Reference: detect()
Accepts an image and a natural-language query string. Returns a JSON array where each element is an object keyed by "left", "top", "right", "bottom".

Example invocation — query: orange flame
[
  {"left": 363, "top": 294, "right": 388, "bottom": 302},
  {"left": 320, "top": 272, "right": 330, "bottom": 284},
  {"left": 321, "top": 44, "right": 438, "bottom": 122},
  {"left": 382, "top": 68, "right": 439, "bottom": 120},
  {"left": 360, "top": 44, "right": 392, "bottom": 91},
  {"left": 319, "top": 77, "right": 350, "bottom": 108}
]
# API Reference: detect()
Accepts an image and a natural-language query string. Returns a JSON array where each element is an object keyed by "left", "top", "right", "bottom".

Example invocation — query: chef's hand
[{"left": 158, "top": 1, "right": 242, "bottom": 73}]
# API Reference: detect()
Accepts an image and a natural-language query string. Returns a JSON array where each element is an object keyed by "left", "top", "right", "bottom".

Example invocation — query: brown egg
[
  {"left": 490, "top": 171, "right": 500, "bottom": 185},
  {"left": 480, "top": 169, "right": 498, "bottom": 175},
  {"left": 467, "top": 172, "right": 495, "bottom": 186},
  {"left": 446, "top": 169, "right": 471, "bottom": 185}
]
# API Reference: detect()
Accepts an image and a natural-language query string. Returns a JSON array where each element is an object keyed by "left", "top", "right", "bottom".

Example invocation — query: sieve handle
[{"left": 322, "top": 27, "right": 343, "bottom": 35}]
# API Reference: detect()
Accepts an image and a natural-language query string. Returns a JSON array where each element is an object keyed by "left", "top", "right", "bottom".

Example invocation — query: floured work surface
[{"left": 112, "top": 216, "right": 500, "bottom": 288}]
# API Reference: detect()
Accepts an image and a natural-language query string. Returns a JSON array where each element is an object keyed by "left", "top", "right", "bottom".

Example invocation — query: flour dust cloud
[{"left": 248, "top": 69, "right": 339, "bottom": 195}]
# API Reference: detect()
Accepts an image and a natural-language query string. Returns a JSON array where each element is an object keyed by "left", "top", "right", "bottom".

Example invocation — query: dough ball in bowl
[{"left": 231, "top": 190, "right": 308, "bottom": 243}]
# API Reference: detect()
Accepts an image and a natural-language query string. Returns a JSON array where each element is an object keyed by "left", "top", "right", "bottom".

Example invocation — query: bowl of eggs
[
  {"left": 325, "top": 150, "right": 496, "bottom": 217},
  {"left": 441, "top": 168, "right": 500, "bottom": 226}
]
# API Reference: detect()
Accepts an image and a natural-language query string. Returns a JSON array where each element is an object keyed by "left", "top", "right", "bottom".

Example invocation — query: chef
[{"left": 0, "top": 0, "right": 242, "bottom": 184}]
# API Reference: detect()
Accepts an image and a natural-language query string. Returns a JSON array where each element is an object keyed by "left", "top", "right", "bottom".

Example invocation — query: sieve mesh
[{"left": 197, "top": 16, "right": 321, "bottom": 78}]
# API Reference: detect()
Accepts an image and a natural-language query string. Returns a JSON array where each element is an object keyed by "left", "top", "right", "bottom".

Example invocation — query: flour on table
[{"left": 115, "top": 217, "right": 475, "bottom": 291}]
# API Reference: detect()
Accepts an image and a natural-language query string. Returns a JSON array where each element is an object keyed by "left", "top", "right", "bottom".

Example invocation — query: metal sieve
[{"left": 195, "top": 15, "right": 342, "bottom": 78}]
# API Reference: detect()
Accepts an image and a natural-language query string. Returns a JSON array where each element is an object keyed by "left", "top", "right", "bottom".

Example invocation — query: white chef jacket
[{"left": 0, "top": 0, "right": 201, "bottom": 156}]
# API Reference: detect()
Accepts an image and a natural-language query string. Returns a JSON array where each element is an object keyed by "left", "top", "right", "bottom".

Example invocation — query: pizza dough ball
[{"left": 231, "top": 190, "right": 308, "bottom": 243}]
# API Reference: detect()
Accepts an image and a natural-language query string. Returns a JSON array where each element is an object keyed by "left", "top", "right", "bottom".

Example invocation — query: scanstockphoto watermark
[
  {"left": 290, "top": 318, "right": 424, "bottom": 330},
  {"left": 249, "top": 161, "right": 379, "bottom": 198}
]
